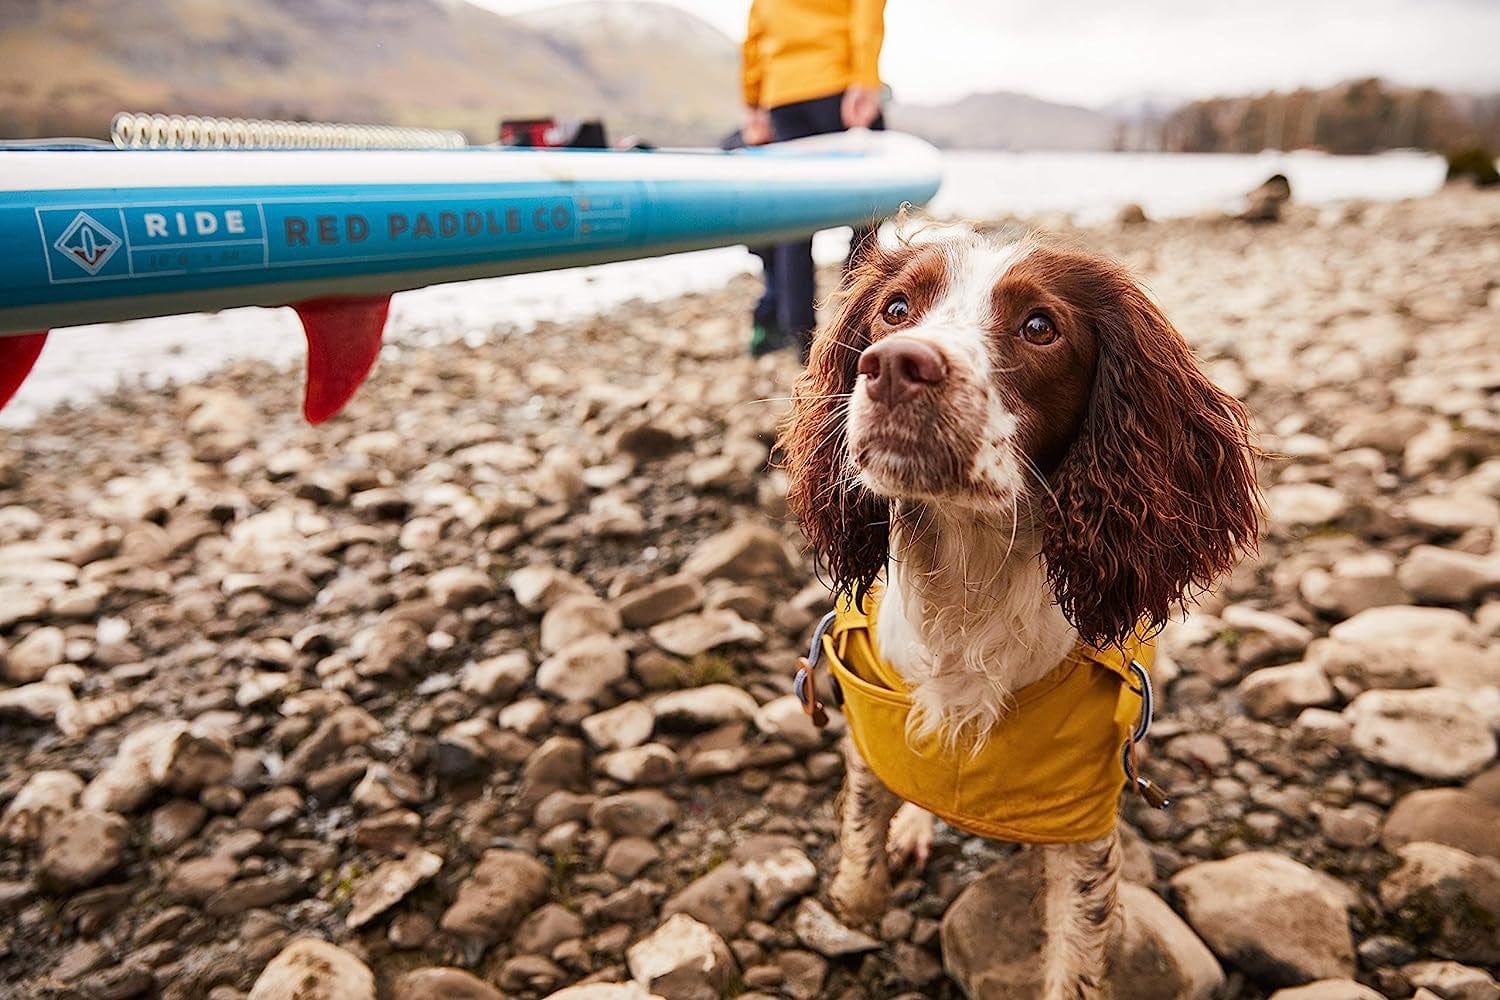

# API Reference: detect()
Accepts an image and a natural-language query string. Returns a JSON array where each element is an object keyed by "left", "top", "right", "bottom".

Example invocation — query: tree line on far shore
[{"left": 1154, "top": 78, "right": 1500, "bottom": 157}]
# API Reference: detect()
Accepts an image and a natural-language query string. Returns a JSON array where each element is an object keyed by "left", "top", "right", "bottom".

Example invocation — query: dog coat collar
[{"left": 796, "top": 590, "right": 1165, "bottom": 844}]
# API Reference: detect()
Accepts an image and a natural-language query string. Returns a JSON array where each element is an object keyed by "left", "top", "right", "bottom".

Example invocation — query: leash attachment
[
  {"left": 794, "top": 611, "right": 839, "bottom": 729},
  {"left": 1122, "top": 658, "right": 1171, "bottom": 809}
]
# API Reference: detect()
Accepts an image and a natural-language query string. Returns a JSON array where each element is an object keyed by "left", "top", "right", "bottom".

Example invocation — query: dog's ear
[
  {"left": 1043, "top": 265, "right": 1260, "bottom": 647},
  {"left": 778, "top": 251, "right": 894, "bottom": 603}
]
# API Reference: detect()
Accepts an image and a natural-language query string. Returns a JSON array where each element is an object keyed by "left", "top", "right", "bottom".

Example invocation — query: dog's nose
[{"left": 857, "top": 337, "right": 947, "bottom": 404}]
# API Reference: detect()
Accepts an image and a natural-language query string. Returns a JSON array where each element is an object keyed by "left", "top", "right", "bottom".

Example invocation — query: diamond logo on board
[{"left": 53, "top": 212, "right": 123, "bottom": 275}]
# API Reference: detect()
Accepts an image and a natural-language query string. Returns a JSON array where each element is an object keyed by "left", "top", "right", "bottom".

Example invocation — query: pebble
[
  {"left": 1, "top": 769, "right": 83, "bottom": 843},
  {"left": 3, "top": 625, "right": 66, "bottom": 683},
  {"left": 40, "top": 809, "right": 128, "bottom": 889},
  {"left": 536, "top": 635, "right": 629, "bottom": 703},
  {"left": 581, "top": 700, "right": 655, "bottom": 751},
  {"left": 347, "top": 849, "right": 443, "bottom": 929},
  {"left": 461, "top": 651, "right": 533, "bottom": 699},
  {"left": 394, "top": 967, "right": 505, "bottom": 1000},
  {"left": 649, "top": 609, "right": 764, "bottom": 657},
  {"left": 439, "top": 849, "right": 550, "bottom": 941},
  {"left": 247, "top": 938, "right": 375, "bottom": 1000},
  {"left": 614, "top": 573, "right": 705, "bottom": 628},
  {"left": 626, "top": 913, "right": 737, "bottom": 997},
  {"left": 652, "top": 684, "right": 759, "bottom": 729},
  {"left": 1237, "top": 662, "right": 1335, "bottom": 719},
  {"left": 792, "top": 898, "right": 881, "bottom": 957},
  {"left": 589, "top": 790, "right": 679, "bottom": 838}
]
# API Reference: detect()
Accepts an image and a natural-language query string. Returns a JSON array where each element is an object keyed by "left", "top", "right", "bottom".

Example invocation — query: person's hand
[
  {"left": 841, "top": 86, "right": 881, "bottom": 129},
  {"left": 743, "top": 107, "right": 773, "bottom": 146}
]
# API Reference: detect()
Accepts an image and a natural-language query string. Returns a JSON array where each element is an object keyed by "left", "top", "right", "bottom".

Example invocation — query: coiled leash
[
  {"left": 793, "top": 611, "right": 840, "bottom": 728},
  {"left": 1122, "top": 659, "right": 1171, "bottom": 809},
  {"left": 795, "top": 611, "right": 1170, "bottom": 809}
]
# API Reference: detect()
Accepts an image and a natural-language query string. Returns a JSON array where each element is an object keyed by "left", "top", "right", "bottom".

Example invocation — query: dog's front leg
[
  {"left": 1040, "top": 833, "right": 1122, "bottom": 1000},
  {"left": 829, "top": 737, "right": 904, "bottom": 925}
]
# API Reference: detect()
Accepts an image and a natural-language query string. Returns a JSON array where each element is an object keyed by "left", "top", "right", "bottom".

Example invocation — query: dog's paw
[
  {"left": 829, "top": 868, "right": 889, "bottom": 926},
  {"left": 887, "top": 802, "right": 935, "bottom": 870}
]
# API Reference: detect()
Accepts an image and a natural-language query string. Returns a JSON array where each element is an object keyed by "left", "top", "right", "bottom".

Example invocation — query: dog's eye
[
  {"left": 1020, "top": 313, "right": 1057, "bottom": 345},
  {"left": 882, "top": 295, "right": 910, "bottom": 323}
]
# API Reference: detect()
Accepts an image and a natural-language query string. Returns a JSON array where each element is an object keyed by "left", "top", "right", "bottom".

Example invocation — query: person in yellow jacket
[{"left": 741, "top": 0, "right": 887, "bottom": 359}]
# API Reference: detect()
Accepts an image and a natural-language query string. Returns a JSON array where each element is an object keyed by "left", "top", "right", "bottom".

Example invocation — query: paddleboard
[{"left": 0, "top": 129, "right": 942, "bottom": 419}]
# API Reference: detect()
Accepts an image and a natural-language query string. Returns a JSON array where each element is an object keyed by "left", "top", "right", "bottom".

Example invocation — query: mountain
[
  {"left": 888, "top": 91, "right": 1120, "bottom": 151},
  {"left": 0, "top": 0, "right": 741, "bottom": 145}
]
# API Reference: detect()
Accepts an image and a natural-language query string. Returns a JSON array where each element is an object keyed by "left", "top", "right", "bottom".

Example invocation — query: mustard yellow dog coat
[{"left": 816, "top": 592, "right": 1155, "bottom": 844}]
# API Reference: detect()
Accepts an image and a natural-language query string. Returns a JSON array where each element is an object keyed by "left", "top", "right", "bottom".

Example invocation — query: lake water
[{"left": 1, "top": 149, "right": 1446, "bottom": 427}]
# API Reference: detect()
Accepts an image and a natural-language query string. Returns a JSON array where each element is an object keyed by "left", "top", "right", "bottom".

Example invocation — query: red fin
[
  {"left": 0, "top": 332, "right": 49, "bottom": 411},
  {"left": 293, "top": 296, "right": 390, "bottom": 424}
]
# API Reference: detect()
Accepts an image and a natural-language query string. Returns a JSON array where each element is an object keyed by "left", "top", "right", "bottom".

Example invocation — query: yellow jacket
[
  {"left": 742, "top": 0, "right": 886, "bottom": 110},
  {"left": 821, "top": 592, "right": 1154, "bottom": 844}
]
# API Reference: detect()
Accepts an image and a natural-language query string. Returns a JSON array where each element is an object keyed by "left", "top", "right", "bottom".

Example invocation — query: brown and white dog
[{"left": 779, "top": 223, "right": 1259, "bottom": 998}]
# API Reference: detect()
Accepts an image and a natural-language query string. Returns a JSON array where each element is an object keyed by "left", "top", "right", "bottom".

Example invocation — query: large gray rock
[
  {"left": 1383, "top": 788, "right": 1500, "bottom": 862},
  {"left": 439, "top": 849, "right": 550, "bottom": 941},
  {"left": 1171, "top": 852, "right": 1355, "bottom": 987},
  {"left": 247, "top": 939, "right": 375, "bottom": 1000},
  {"left": 942, "top": 852, "right": 1222, "bottom": 999},
  {"left": 1346, "top": 688, "right": 1497, "bottom": 780},
  {"left": 1380, "top": 842, "right": 1500, "bottom": 965}
]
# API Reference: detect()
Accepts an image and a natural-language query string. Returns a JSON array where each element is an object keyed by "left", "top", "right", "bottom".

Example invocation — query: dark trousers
[{"left": 758, "top": 92, "right": 886, "bottom": 340}]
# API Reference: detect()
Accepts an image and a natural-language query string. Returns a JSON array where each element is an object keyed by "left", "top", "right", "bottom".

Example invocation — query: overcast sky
[{"left": 472, "top": 0, "right": 1500, "bottom": 108}]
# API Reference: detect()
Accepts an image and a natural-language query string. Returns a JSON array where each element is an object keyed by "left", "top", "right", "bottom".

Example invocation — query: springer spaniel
[{"left": 779, "top": 223, "right": 1259, "bottom": 998}]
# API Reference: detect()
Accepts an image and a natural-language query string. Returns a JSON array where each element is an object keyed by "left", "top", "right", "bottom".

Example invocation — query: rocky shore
[{"left": 1, "top": 186, "right": 1498, "bottom": 1000}]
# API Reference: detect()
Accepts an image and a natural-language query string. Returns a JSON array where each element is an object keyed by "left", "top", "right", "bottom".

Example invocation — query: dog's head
[{"left": 779, "top": 225, "right": 1260, "bottom": 646}]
